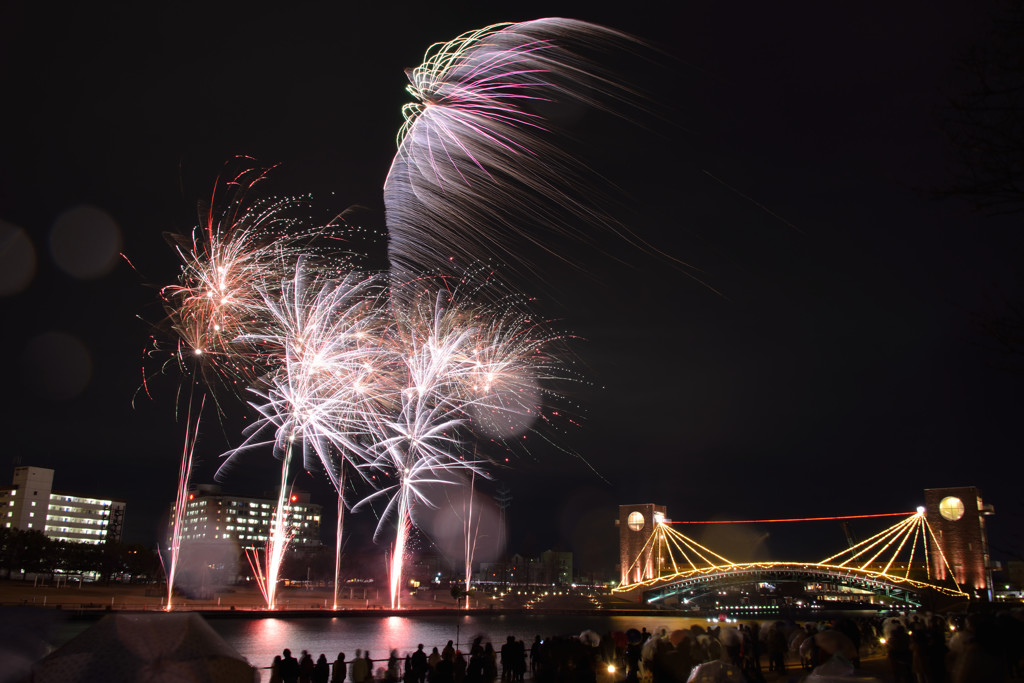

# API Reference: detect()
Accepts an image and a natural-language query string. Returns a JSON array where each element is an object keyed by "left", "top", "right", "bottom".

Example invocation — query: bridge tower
[
  {"left": 618, "top": 503, "right": 666, "bottom": 585},
  {"left": 924, "top": 486, "right": 994, "bottom": 598}
]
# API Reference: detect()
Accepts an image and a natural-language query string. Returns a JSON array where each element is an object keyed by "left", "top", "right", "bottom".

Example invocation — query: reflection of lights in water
[
  {"left": 221, "top": 614, "right": 663, "bottom": 667},
  {"left": 262, "top": 619, "right": 287, "bottom": 637},
  {"left": 239, "top": 618, "right": 290, "bottom": 653},
  {"left": 381, "top": 616, "right": 415, "bottom": 649}
]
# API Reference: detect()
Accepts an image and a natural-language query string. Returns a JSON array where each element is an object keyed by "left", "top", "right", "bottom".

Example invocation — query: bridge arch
[
  {"left": 619, "top": 562, "right": 963, "bottom": 609},
  {"left": 615, "top": 497, "right": 982, "bottom": 609}
]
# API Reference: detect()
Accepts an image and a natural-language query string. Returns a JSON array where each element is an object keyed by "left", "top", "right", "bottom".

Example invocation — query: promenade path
[{"left": 0, "top": 577, "right": 418, "bottom": 611}]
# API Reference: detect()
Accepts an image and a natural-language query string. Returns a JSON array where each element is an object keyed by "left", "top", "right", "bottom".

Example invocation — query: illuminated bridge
[{"left": 614, "top": 488, "right": 994, "bottom": 609}]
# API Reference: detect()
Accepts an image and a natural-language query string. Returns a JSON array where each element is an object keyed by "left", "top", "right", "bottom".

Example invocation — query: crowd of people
[
  {"left": 263, "top": 610, "right": 1024, "bottom": 683},
  {"left": 266, "top": 635, "right": 533, "bottom": 683},
  {"left": 881, "top": 611, "right": 1024, "bottom": 682}
]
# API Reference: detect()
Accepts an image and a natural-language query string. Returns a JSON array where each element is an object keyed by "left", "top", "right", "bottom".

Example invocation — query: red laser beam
[{"left": 666, "top": 511, "right": 916, "bottom": 524}]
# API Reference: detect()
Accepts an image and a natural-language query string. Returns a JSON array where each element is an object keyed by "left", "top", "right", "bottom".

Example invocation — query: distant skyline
[
  {"left": 1, "top": 1, "right": 1021, "bottom": 573},
  {"left": 0, "top": 459, "right": 1000, "bottom": 583}
]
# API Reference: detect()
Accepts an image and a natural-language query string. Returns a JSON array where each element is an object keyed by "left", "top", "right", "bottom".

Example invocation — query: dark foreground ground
[{"left": 2, "top": 580, "right": 1021, "bottom": 682}]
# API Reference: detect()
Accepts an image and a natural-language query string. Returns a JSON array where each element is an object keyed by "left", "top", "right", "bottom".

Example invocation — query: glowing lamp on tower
[
  {"left": 939, "top": 496, "right": 965, "bottom": 521},
  {"left": 627, "top": 511, "right": 644, "bottom": 532}
]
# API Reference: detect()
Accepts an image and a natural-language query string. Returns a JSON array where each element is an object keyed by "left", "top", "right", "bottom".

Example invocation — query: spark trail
[{"left": 385, "top": 19, "right": 661, "bottom": 291}]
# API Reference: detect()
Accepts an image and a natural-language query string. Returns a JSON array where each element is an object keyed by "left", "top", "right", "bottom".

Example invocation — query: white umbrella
[
  {"left": 807, "top": 630, "right": 858, "bottom": 660},
  {"left": 717, "top": 627, "right": 740, "bottom": 646},
  {"left": 882, "top": 617, "right": 905, "bottom": 637},
  {"left": 686, "top": 660, "right": 745, "bottom": 682}
]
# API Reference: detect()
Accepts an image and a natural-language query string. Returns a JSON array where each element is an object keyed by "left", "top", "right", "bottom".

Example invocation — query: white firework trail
[
  {"left": 355, "top": 281, "right": 573, "bottom": 608},
  {"left": 356, "top": 287, "right": 487, "bottom": 608},
  {"left": 216, "top": 264, "right": 394, "bottom": 608}
]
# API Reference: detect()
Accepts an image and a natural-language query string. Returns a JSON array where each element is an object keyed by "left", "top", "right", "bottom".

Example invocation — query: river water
[{"left": 208, "top": 613, "right": 712, "bottom": 671}]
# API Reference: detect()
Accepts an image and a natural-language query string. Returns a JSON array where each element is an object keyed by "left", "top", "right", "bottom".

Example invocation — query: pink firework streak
[{"left": 163, "top": 392, "right": 204, "bottom": 611}]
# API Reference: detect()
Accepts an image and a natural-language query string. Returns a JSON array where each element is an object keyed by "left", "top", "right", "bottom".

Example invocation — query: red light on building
[
  {"left": 291, "top": 494, "right": 298, "bottom": 502},
  {"left": 188, "top": 494, "right": 194, "bottom": 501}
]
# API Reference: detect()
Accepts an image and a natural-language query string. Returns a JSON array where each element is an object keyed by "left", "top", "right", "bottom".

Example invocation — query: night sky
[{"left": 2, "top": 2, "right": 1021, "bottom": 575}]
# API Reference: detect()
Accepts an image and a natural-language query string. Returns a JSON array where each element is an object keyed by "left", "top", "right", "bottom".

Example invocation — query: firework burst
[
  {"left": 353, "top": 278, "right": 575, "bottom": 607},
  {"left": 158, "top": 163, "right": 369, "bottom": 411},
  {"left": 218, "top": 265, "right": 392, "bottom": 486},
  {"left": 385, "top": 18, "right": 651, "bottom": 287},
  {"left": 146, "top": 16, "right": 648, "bottom": 608},
  {"left": 214, "top": 264, "right": 393, "bottom": 608},
  {"left": 160, "top": 167, "right": 294, "bottom": 394}
]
